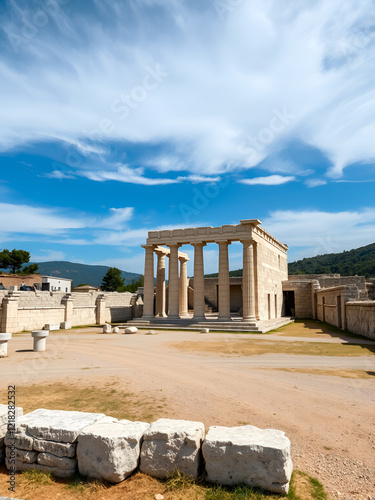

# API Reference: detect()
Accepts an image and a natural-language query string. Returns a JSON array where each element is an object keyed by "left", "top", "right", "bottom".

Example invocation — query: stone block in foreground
[
  {"left": 77, "top": 418, "right": 150, "bottom": 482},
  {"left": 17, "top": 409, "right": 106, "bottom": 442},
  {"left": 140, "top": 418, "right": 205, "bottom": 479},
  {"left": 202, "top": 425, "right": 293, "bottom": 494}
]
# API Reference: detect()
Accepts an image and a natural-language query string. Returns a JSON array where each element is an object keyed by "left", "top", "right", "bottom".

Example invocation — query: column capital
[
  {"left": 191, "top": 242, "right": 207, "bottom": 248},
  {"left": 141, "top": 244, "right": 156, "bottom": 250},
  {"left": 217, "top": 240, "right": 231, "bottom": 246},
  {"left": 167, "top": 243, "right": 182, "bottom": 249}
]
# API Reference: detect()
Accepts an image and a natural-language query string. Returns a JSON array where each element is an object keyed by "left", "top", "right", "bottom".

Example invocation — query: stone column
[
  {"left": 218, "top": 241, "right": 231, "bottom": 321},
  {"left": 96, "top": 294, "right": 106, "bottom": 324},
  {"left": 192, "top": 243, "right": 206, "bottom": 321},
  {"left": 241, "top": 240, "right": 256, "bottom": 321},
  {"left": 179, "top": 257, "right": 189, "bottom": 317},
  {"left": 1, "top": 291, "right": 20, "bottom": 334},
  {"left": 142, "top": 245, "right": 155, "bottom": 319},
  {"left": 62, "top": 294, "right": 73, "bottom": 322},
  {"left": 168, "top": 244, "right": 181, "bottom": 318},
  {"left": 155, "top": 250, "right": 167, "bottom": 317}
]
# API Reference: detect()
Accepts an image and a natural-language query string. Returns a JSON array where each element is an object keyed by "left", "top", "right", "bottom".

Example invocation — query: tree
[
  {"left": 101, "top": 267, "right": 125, "bottom": 292},
  {"left": 124, "top": 275, "right": 144, "bottom": 293},
  {"left": 0, "top": 249, "right": 31, "bottom": 274},
  {"left": 19, "top": 263, "right": 39, "bottom": 275}
]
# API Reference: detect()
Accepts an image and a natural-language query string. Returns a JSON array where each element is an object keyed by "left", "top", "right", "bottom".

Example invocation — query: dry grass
[
  {"left": 170, "top": 338, "right": 375, "bottom": 357},
  {"left": 269, "top": 319, "right": 368, "bottom": 341},
  {"left": 0, "top": 379, "right": 167, "bottom": 422},
  {"left": 0, "top": 469, "right": 326, "bottom": 500},
  {"left": 260, "top": 368, "right": 375, "bottom": 379}
]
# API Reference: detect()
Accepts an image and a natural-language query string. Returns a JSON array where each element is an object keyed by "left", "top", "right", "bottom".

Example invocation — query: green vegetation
[
  {"left": 124, "top": 274, "right": 144, "bottom": 292},
  {"left": 0, "top": 248, "right": 39, "bottom": 274},
  {"left": 288, "top": 242, "right": 375, "bottom": 278},
  {"left": 101, "top": 267, "right": 125, "bottom": 291}
]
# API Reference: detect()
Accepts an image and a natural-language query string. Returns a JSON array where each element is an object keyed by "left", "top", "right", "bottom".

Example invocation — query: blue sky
[{"left": 0, "top": 0, "right": 375, "bottom": 276}]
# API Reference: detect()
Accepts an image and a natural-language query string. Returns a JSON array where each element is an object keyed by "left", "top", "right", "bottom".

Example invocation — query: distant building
[
  {"left": 41, "top": 276, "right": 72, "bottom": 293},
  {"left": 0, "top": 274, "right": 42, "bottom": 290}
]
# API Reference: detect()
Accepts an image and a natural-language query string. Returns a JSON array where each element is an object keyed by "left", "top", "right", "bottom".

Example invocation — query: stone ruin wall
[
  {"left": 282, "top": 280, "right": 314, "bottom": 319},
  {"left": 345, "top": 301, "right": 375, "bottom": 340},
  {"left": 0, "top": 291, "right": 137, "bottom": 333}
]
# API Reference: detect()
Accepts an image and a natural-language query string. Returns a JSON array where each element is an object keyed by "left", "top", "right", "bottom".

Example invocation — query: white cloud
[
  {"left": 99, "top": 207, "right": 134, "bottom": 230},
  {"left": 304, "top": 178, "right": 327, "bottom": 187},
  {"left": 0, "top": 203, "right": 86, "bottom": 234},
  {"left": 45, "top": 170, "right": 76, "bottom": 180},
  {"left": 81, "top": 165, "right": 178, "bottom": 186},
  {"left": 0, "top": 1, "right": 374, "bottom": 178},
  {"left": 31, "top": 250, "right": 66, "bottom": 262},
  {"left": 262, "top": 208, "right": 375, "bottom": 260},
  {"left": 240, "top": 175, "right": 296, "bottom": 186}
]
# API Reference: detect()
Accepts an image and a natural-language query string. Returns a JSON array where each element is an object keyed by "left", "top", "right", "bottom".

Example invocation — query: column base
[
  {"left": 168, "top": 314, "right": 180, "bottom": 320},
  {"left": 218, "top": 316, "right": 232, "bottom": 321},
  {"left": 155, "top": 313, "right": 167, "bottom": 318},
  {"left": 242, "top": 316, "right": 257, "bottom": 322}
]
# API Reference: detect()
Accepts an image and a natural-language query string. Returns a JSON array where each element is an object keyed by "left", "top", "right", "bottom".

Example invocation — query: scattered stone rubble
[{"left": 1, "top": 408, "right": 293, "bottom": 494}]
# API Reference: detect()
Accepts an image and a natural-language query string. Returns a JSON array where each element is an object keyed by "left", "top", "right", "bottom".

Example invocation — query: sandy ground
[{"left": 1, "top": 323, "right": 375, "bottom": 499}]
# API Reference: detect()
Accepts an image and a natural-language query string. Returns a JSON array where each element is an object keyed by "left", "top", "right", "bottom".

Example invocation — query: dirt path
[{"left": 1, "top": 326, "right": 375, "bottom": 499}]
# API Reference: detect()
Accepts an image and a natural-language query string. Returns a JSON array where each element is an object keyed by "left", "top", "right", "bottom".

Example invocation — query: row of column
[{"left": 143, "top": 240, "right": 257, "bottom": 322}]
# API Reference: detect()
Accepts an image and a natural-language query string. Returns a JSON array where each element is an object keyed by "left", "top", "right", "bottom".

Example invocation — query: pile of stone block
[
  {"left": 3, "top": 410, "right": 293, "bottom": 494},
  {"left": 0, "top": 404, "right": 23, "bottom": 465},
  {"left": 5, "top": 409, "right": 106, "bottom": 478}
]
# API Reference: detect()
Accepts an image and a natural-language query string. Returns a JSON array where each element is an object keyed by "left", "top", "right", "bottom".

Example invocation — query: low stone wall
[
  {"left": 316, "top": 286, "right": 359, "bottom": 330},
  {"left": 0, "top": 291, "right": 137, "bottom": 333},
  {"left": 345, "top": 301, "right": 375, "bottom": 340},
  {"left": 2, "top": 408, "right": 293, "bottom": 495}
]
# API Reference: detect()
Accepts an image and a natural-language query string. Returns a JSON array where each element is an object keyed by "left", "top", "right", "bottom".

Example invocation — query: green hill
[
  {"left": 204, "top": 242, "right": 375, "bottom": 279},
  {"left": 288, "top": 243, "right": 375, "bottom": 278},
  {"left": 34, "top": 261, "right": 142, "bottom": 288}
]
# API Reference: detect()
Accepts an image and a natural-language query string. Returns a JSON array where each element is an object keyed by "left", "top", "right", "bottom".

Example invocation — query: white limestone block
[
  {"left": 18, "top": 409, "right": 106, "bottom": 443},
  {"left": 201, "top": 328, "right": 209, "bottom": 333},
  {"left": 124, "top": 327, "right": 138, "bottom": 334},
  {"left": 0, "top": 333, "right": 12, "bottom": 357},
  {"left": 113, "top": 327, "right": 120, "bottom": 333},
  {"left": 44, "top": 324, "right": 59, "bottom": 331},
  {"left": 33, "top": 438, "right": 76, "bottom": 458},
  {"left": 103, "top": 323, "right": 112, "bottom": 333},
  {"left": 31, "top": 330, "right": 49, "bottom": 352},
  {"left": 140, "top": 418, "right": 205, "bottom": 479},
  {"left": 37, "top": 452, "right": 77, "bottom": 470},
  {"left": 6, "top": 447, "right": 37, "bottom": 463},
  {"left": 4, "top": 428, "right": 33, "bottom": 451},
  {"left": 8, "top": 460, "right": 76, "bottom": 478},
  {"left": 202, "top": 425, "right": 293, "bottom": 494},
  {"left": 77, "top": 419, "right": 150, "bottom": 483},
  {"left": 0, "top": 404, "right": 23, "bottom": 427}
]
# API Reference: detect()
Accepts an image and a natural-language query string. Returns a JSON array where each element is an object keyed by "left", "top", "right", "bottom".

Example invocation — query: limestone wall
[
  {"left": 345, "top": 302, "right": 375, "bottom": 340},
  {"left": 254, "top": 235, "right": 288, "bottom": 320},
  {"left": 0, "top": 291, "right": 137, "bottom": 332},
  {"left": 316, "top": 286, "right": 359, "bottom": 330},
  {"left": 288, "top": 274, "right": 366, "bottom": 291},
  {"left": 282, "top": 281, "right": 313, "bottom": 318}
]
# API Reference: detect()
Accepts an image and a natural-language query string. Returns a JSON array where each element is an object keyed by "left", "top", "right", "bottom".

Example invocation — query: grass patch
[
  {"left": 0, "top": 380, "right": 167, "bottom": 422},
  {"left": 0, "top": 469, "right": 326, "bottom": 500},
  {"left": 171, "top": 339, "right": 375, "bottom": 357}
]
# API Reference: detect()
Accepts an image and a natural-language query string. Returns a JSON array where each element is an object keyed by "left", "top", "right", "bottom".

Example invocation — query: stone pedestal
[{"left": 31, "top": 331, "right": 49, "bottom": 352}]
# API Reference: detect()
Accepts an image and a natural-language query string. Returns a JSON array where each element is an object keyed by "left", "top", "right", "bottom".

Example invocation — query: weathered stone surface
[
  {"left": 33, "top": 438, "right": 76, "bottom": 457},
  {"left": 103, "top": 323, "right": 112, "bottom": 333},
  {"left": 4, "top": 428, "right": 33, "bottom": 451},
  {"left": 124, "top": 326, "right": 138, "bottom": 334},
  {"left": 18, "top": 409, "right": 106, "bottom": 443},
  {"left": 6, "top": 447, "right": 37, "bottom": 463},
  {"left": 202, "top": 425, "right": 293, "bottom": 494},
  {"left": 113, "top": 327, "right": 120, "bottom": 333},
  {"left": 77, "top": 419, "right": 150, "bottom": 482},
  {"left": 9, "top": 460, "right": 76, "bottom": 478},
  {"left": 0, "top": 424, "right": 7, "bottom": 448},
  {"left": 60, "top": 321, "right": 72, "bottom": 330},
  {"left": 0, "top": 404, "right": 23, "bottom": 426},
  {"left": 37, "top": 452, "right": 77, "bottom": 470},
  {"left": 140, "top": 418, "right": 205, "bottom": 479}
]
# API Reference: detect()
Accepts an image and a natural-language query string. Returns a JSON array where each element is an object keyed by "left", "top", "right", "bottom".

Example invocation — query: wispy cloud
[
  {"left": 1, "top": 0, "right": 374, "bottom": 180},
  {"left": 239, "top": 175, "right": 296, "bottom": 186}
]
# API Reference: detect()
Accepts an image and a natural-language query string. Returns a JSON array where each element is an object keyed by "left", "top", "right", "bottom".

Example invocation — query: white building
[{"left": 41, "top": 276, "right": 72, "bottom": 293}]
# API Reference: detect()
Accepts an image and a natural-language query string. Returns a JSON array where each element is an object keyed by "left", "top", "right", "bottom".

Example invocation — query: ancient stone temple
[{"left": 139, "top": 219, "right": 289, "bottom": 330}]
